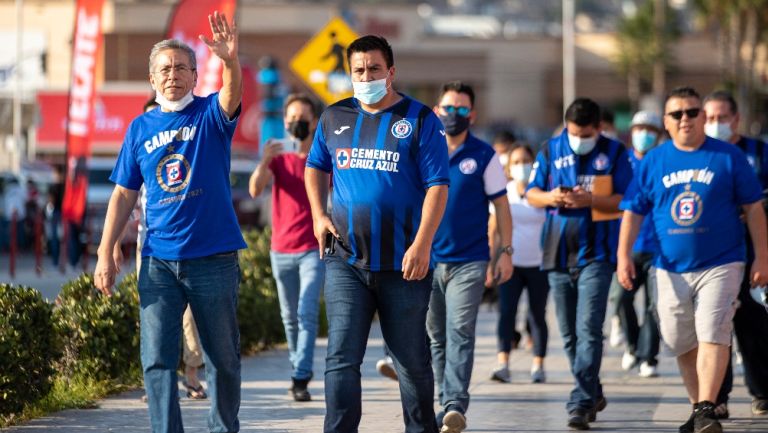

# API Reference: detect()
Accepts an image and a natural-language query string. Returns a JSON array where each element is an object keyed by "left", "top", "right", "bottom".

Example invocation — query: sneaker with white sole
[
  {"left": 621, "top": 351, "right": 637, "bottom": 371},
  {"left": 531, "top": 366, "right": 546, "bottom": 383},
  {"left": 441, "top": 410, "right": 467, "bottom": 433},
  {"left": 490, "top": 365, "right": 510, "bottom": 383},
  {"left": 638, "top": 361, "right": 658, "bottom": 378},
  {"left": 609, "top": 316, "right": 625, "bottom": 348},
  {"left": 375, "top": 357, "right": 398, "bottom": 381}
]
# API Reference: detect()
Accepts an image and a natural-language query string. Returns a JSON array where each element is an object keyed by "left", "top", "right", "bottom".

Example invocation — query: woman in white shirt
[{"left": 489, "top": 144, "right": 550, "bottom": 383}]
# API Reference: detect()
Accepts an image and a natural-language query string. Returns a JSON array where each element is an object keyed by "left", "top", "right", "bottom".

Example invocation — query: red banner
[
  {"left": 62, "top": 0, "right": 105, "bottom": 225},
  {"left": 165, "top": 0, "right": 237, "bottom": 97}
]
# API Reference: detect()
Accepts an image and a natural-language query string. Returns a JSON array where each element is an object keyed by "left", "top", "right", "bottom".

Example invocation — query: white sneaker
[
  {"left": 621, "top": 351, "right": 637, "bottom": 371},
  {"left": 490, "top": 365, "right": 510, "bottom": 383},
  {"left": 638, "top": 361, "right": 658, "bottom": 378},
  {"left": 530, "top": 366, "right": 546, "bottom": 383},
  {"left": 375, "top": 357, "right": 398, "bottom": 381},
  {"left": 609, "top": 316, "right": 625, "bottom": 348}
]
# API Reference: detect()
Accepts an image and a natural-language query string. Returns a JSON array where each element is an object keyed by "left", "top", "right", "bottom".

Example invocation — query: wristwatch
[{"left": 500, "top": 245, "right": 514, "bottom": 256}]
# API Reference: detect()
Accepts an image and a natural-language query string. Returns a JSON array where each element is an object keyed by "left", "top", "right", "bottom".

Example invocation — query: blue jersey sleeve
[
  {"left": 732, "top": 147, "right": 763, "bottom": 205},
  {"left": 417, "top": 113, "right": 450, "bottom": 188},
  {"left": 612, "top": 146, "right": 632, "bottom": 195},
  {"left": 620, "top": 155, "right": 652, "bottom": 215},
  {"left": 306, "top": 119, "right": 332, "bottom": 172},
  {"left": 526, "top": 147, "right": 550, "bottom": 192},
  {"left": 110, "top": 121, "right": 143, "bottom": 190},
  {"left": 210, "top": 93, "right": 240, "bottom": 142}
]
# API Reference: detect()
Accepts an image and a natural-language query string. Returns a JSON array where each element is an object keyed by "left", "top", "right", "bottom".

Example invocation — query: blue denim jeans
[
  {"left": 270, "top": 249, "right": 324, "bottom": 380},
  {"left": 548, "top": 261, "right": 613, "bottom": 413},
  {"left": 323, "top": 255, "right": 437, "bottom": 433},
  {"left": 139, "top": 252, "right": 241, "bottom": 433},
  {"left": 426, "top": 260, "right": 487, "bottom": 415}
]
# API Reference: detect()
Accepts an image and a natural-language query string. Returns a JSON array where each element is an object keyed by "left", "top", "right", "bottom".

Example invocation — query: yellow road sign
[{"left": 290, "top": 17, "right": 359, "bottom": 105}]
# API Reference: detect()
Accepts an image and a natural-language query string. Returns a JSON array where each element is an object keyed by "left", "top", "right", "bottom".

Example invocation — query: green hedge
[
  {"left": 0, "top": 285, "right": 58, "bottom": 416},
  {"left": 54, "top": 273, "right": 141, "bottom": 382}
]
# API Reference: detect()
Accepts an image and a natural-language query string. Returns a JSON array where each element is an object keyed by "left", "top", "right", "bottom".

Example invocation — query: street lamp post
[{"left": 562, "top": 0, "right": 575, "bottom": 115}]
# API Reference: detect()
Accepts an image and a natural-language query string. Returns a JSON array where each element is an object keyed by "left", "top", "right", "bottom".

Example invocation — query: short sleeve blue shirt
[
  {"left": 306, "top": 94, "right": 450, "bottom": 271},
  {"left": 620, "top": 137, "right": 762, "bottom": 273},
  {"left": 111, "top": 94, "right": 247, "bottom": 260}
]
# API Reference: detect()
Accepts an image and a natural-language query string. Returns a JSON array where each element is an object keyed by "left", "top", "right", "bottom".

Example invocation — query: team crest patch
[
  {"left": 747, "top": 155, "right": 756, "bottom": 169},
  {"left": 336, "top": 148, "right": 351, "bottom": 169},
  {"left": 459, "top": 158, "right": 478, "bottom": 174},
  {"left": 593, "top": 153, "right": 610, "bottom": 171},
  {"left": 391, "top": 119, "right": 413, "bottom": 139},
  {"left": 156, "top": 154, "right": 192, "bottom": 193},
  {"left": 671, "top": 188, "right": 703, "bottom": 226}
]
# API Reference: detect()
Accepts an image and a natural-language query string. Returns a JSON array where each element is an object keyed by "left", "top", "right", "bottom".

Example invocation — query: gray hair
[{"left": 148, "top": 39, "right": 197, "bottom": 72}]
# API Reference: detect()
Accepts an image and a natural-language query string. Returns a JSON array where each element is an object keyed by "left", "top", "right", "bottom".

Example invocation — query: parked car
[
  {"left": 86, "top": 157, "right": 140, "bottom": 250},
  {"left": 230, "top": 158, "right": 270, "bottom": 228}
]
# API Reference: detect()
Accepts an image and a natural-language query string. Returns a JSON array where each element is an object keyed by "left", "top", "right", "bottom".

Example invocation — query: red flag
[
  {"left": 232, "top": 64, "right": 261, "bottom": 154},
  {"left": 62, "top": 0, "right": 105, "bottom": 225},
  {"left": 165, "top": 0, "right": 237, "bottom": 97}
]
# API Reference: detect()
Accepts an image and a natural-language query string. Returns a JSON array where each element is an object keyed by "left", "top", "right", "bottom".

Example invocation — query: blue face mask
[
  {"left": 632, "top": 130, "right": 658, "bottom": 154},
  {"left": 352, "top": 74, "right": 389, "bottom": 105},
  {"left": 567, "top": 133, "right": 597, "bottom": 155}
]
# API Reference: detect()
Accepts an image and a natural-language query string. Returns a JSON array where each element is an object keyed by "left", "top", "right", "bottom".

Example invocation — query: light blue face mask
[
  {"left": 567, "top": 133, "right": 597, "bottom": 155},
  {"left": 632, "top": 130, "right": 658, "bottom": 154},
  {"left": 352, "top": 74, "right": 389, "bottom": 105}
]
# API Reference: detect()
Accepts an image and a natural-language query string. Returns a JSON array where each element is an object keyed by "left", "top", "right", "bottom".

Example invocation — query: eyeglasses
[
  {"left": 152, "top": 64, "right": 195, "bottom": 77},
  {"left": 666, "top": 108, "right": 701, "bottom": 121},
  {"left": 440, "top": 105, "right": 471, "bottom": 117}
]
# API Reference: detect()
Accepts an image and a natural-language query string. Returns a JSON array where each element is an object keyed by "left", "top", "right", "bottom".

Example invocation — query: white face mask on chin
[{"left": 155, "top": 90, "right": 194, "bottom": 112}]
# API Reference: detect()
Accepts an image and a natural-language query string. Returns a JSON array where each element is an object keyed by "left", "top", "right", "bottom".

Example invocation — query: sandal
[{"left": 182, "top": 381, "right": 207, "bottom": 400}]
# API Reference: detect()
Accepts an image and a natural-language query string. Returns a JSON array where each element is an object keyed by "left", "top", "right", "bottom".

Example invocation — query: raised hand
[{"left": 199, "top": 11, "right": 238, "bottom": 63}]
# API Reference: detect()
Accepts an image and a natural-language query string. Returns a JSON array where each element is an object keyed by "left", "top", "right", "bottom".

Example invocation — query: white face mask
[
  {"left": 154, "top": 90, "right": 194, "bottom": 112},
  {"left": 498, "top": 153, "right": 509, "bottom": 168},
  {"left": 704, "top": 122, "right": 733, "bottom": 142},
  {"left": 567, "top": 133, "right": 598, "bottom": 155},
  {"left": 632, "top": 130, "right": 658, "bottom": 154},
  {"left": 510, "top": 163, "right": 533, "bottom": 183},
  {"left": 352, "top": 74, "right": 390, "bottom": 105}
]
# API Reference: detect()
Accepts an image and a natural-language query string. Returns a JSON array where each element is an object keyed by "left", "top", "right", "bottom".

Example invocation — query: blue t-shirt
[
  {"left": 737, "top": 136, "right": 768, "bottom": 191},
  {"left": 306, "top": 94, "right": 450, "bottom": 271},
  {"left": 111, "top": 94, "right": 247, "bottom": 260},
  {"left": 432, "top": 133, "right": 507, "bottom": 262},
  {"left": 627, "top": 151, "right": 659, "bottom": 255},
  {"left": 527, "top": 130, "right": 632, "bottom": 270},
  {"left": 621, "top": 137, "right": 762, "bottom": 273}
]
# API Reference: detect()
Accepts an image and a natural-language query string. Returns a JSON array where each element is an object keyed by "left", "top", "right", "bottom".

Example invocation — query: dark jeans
[
  {"left": 549, "top": 261, "right": 613, "bottom": 412},
  {"left": 139, "top": 253, "right": 241, "bottom": 433},
  {"left": 323, "top": 255, "right": 437, "bottom": 433},
  {"left": 609, "top": 252, "right": 660, "bottom": 365},
  {"left": 717, "top": 268, "right": 768, "bottom": 404},
  {"left": 496, "top": 266, "right": 550, "bottom": 357}
]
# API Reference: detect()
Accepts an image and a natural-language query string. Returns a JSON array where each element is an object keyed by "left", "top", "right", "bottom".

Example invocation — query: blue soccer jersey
[
  {"left": 306, "top": 94, "right": 450, "bottom": 271},
  {"left": 432, "top": 133, "right": 507, "bottom": 262},
  {"left": 111, "top": 94, "right": 247, "bottom": 260},
  {"left": 527, "top": 130, "right": 632, "bottom": 270},
  {"left": 737, "top": 136, "right": 768, "bottom": 191},
  {"left": 621, "top": 137, "right": 762, "bottom": 273}
]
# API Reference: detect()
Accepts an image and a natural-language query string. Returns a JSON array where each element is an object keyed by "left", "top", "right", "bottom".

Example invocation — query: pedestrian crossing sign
[{"left": 289, "top": 17, "right": 359, "bottom": 105}]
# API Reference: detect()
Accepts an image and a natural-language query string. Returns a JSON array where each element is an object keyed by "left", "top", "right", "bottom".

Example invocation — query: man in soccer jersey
[
  {"left": 619, "top": 86, "right": 768, "bottom": 433},
  {"left": 426, "top": 81, "right": 512, "bottom": 433},
  {"left": 94, "top": 12, "right": 245, "bottom": 433},
  {"left": 305, "top": 35, "right": 449, "bottom": 433},
  {"left": 527, "top": 98, "right": 632, "bottom": 430},
  {"left": 701, "top": 90, "right": 768, "bottom": 419}
]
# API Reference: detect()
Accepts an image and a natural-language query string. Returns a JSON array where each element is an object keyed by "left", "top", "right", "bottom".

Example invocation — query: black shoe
[
  {"left": 693, "top": 401, "right": 722, "bottom": 433},
  {"left": 753, "top": 398, "right": 768, "bottom": 415},
  {"left": 679, "top": 404, "right": 697, "bottom": 433},
  {"left": 713, "top": 402, "right": 728, "bottom": 420},
  {"left": 588, "top": 396, "right": 607, "bottom": 422},
  {"left": 290, "top": 378, "right": 311, "bottom": 402},
  {"left": 568, "top": 409, "right": 590, "bottom": 430}
]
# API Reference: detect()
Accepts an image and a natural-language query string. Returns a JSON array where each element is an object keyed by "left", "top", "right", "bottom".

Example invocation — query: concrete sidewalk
[{"left": 4, "top": 307, "right": 767, "bottom": 433}]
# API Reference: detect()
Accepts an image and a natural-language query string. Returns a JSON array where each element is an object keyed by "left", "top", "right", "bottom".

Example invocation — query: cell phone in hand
[
  {"left": 324, "top": 232, "right": 336, "bottom": 256},
  {"left": 559, "top": 185, "right": 573, "bottom": 192}
]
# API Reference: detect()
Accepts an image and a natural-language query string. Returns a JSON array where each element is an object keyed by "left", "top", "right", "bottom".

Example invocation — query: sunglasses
[
  {"left": 666, "top": 108, "right": 701, "bottom": 121},
  {"left": 440, "top": 105, "right": 471, "bottom": 117}
]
